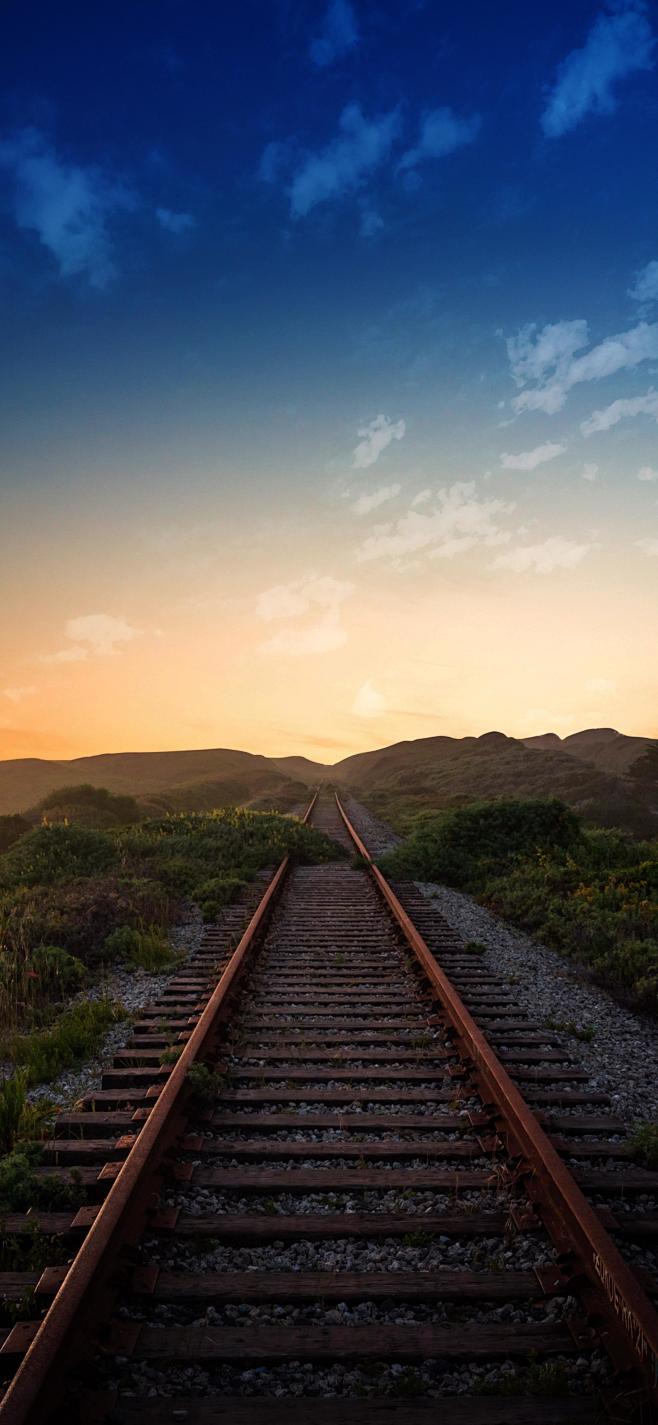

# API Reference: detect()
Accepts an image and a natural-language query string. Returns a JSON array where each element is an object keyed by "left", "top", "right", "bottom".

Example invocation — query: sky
[{"left": 1, "top": 0, "right": 657, "bottom": 764}]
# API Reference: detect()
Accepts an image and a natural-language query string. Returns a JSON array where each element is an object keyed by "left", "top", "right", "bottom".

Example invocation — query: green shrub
[
  {"left": 1, "top": 876, "right": 171, "bottom": 970},
  {"left": 30, "top": 945, "right": 86, "bottom": 995},
  {"left": 0, "top": 816, "right": 30, "bottom": 855},
  {"left": 630, "top": 1122, "right": 658, "bottom": 1169},
  {"left": 38, "top": 784, "right": 141, "bottom": 826},
  {"left": 0, "top": 1146, "right": 85, "bottom": 1212},
  {"left": 193, "top": 875, "right": 246, "bottom": 922},
  {"left": 0, "top": 824, "right": 115, "bottom": 889},
  {"left": 379, "top": 796, "right": 658, "bottom": 1015},
  {"left": 10, "top": 999, "right": 125, "bottom": 1086},
  {"left": 0, "top": 1072, "right": 55, "bottom": 1154},
  {"left": 380, "top": 798, "right": 582, "bottom": 889},
  {"left": 104, "top": 925, "right": 180, "bottom": 972}
]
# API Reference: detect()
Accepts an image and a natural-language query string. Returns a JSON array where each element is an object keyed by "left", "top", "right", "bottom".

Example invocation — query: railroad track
[{"left": 1, "top": 791, "right": 658, "bottom": 1422}]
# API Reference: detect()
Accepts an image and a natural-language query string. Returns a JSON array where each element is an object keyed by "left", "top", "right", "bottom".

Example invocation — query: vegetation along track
[{"left": 1, "top": 792, "right": 658, "bottom": 1422}]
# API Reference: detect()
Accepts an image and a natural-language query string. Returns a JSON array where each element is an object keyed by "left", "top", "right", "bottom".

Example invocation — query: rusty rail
[
  {"left": 335, "top": 792, "right": 658, "bottom": 1404},
  {"left": 0, "top": 792, "right": 318, "bottom": 1425}
]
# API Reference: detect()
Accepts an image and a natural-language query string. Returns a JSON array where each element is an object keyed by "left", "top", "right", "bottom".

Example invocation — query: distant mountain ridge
[{"left": 0, "top": 727, "right": 656, "bottom": 833}]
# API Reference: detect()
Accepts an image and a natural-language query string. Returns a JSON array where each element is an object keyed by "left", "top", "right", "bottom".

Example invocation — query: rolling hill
[
  {"left": 0, "top": 748, "right": 323, "bottom": 817},
  {"left": 329, "top": 729, "right": 658, "bottom": 834},
  {"left": 0, "top": 727, "right": 655, "bottom": 834}
]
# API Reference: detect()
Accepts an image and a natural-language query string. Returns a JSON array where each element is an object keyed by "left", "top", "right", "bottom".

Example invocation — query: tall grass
[{"left": 10, "top": 999, "right": 125, "bottom": 1086}]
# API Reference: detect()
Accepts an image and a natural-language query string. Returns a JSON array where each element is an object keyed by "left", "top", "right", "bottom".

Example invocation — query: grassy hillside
[
  {"left": 523, "top": 727, "right": 655, "bottom": 778},
  {"left": 335, "top": 731, "right": 657, "bottom": 836},
  {"left": 0, "top": 748, "right": 323, "bottom": 815},
  {"left": 1, "top": 726, "right": 656, "bottom": 834}
]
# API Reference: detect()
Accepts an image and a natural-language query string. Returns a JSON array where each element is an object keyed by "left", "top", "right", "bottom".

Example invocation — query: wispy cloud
[
  {"left": 581, "top": 388, "right": 658, "bottom": 435},
  {"left": 42, "top": 614, "right": 143, "bottom": 664},
  {"left": 289, "top": 104, "right": 401, "bottom": 220},
  {"left": 352, "top": 679, "right": 386, "bottom": 718},
  {"left": 500, "top": 441, "right": 566, "bottom": 471},
  {"left": 359, "top": 204, "right": 383, "bottom": 238},
  {"left": 156, "top": 207, "right": 195, "bottom": 235},
  {"left": 491, "top": 535, "right": 592, "bottom": 574},
  {"left": 0, "top": 127, "right": 132, "bottom": 289},
  {"left": 309, "top": 0, "right": 358, "bottom": 68},
  {"left": 638, "top": 465, "right": 658, "bottom": 481},
  {"left": 257, "top": 576, "right": 353, "bottom": 656},
  {"left": 2, "top": 685, "right": 37, "bottom": 704},
  {"left": 629, "top": 258, "right": 658, "bottom": 306},
  {"left": 258, "top": 140, "right": 293, "bottom": 186},
  {"left": 636, "top": 537, "right": 658, "bottom": 556},
  {"left": 541, "top": 4, "right": 655, "bottom": 138},
  {"left": 352, "top": 414, "right": 405, "bottom": 469},
  {"left": 507, "top": 318, "right": 658, "bottom": 414},
  {"left": 586, "top": 676, "right": 617, "bottom": 694},
  {"left": 581, "top": 463, "right": 599, "bottom": 481},
  {"left": 352, "top": 483, "right": 401, "bottom": 514},
  {"left": 398, "top": 107, "right": 481, "bottom": 174},
  {"left": 356, "top": 482, "right": 513, "bottom": 565}
]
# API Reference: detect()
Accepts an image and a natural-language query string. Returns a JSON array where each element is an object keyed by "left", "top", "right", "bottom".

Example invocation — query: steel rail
[
  {"left": 0, "top": 792, "right": 318, "bottom": 1425},
  {"left": 335, "top": 792, "right": 658, "bottom": 1405}
]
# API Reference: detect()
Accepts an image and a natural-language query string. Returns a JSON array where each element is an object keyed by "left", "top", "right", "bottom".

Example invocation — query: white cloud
[
  {"left": 2, "top": 685, "right": 37, "bottom": 704},
  {"left": 309, "top": 0, "right": 358, "bottom": 68},
  {"left": 508, "top": 318, "right": 658, "bottom": 415},
  {"left": 256, "top": 576, "right": 352, "bottom": 621},
  {"left": 581, "top": 463, "right": 599, "bottom": 481},
  {"left": 156, "top": 207, "right": 195, "bottom": 234},
  {"left": 491, "top": 535, "right": 592, "bottom": 574},
  {"left": 541, "top": 5, "right": 655, "bottom": 139},
  {"left": 261, "top": 613, "right": 348, "bottom": 656},
  {"left": 356, "top": 482, "right": 513, "bottom": 565},
  {"left": 289, "top": 104, "right": 400, "bottom": 220},
  {"left": 398, "top": 107, "right": 481, "bottom": 173},
  {"left": 352, "top": 483, "right": 401, "bottom": 514},
  {"left": 258, "top": 140, "right": 293, "bottom": 186},
  {"left": 359, "top": 205, "right": 383, "bottom": 238},
  {"left": 0, "top": 127, "right": 131, "bottom": 289},
  {"left": 352, "top": 413, "right": 405, "bottom": 469},
  {"left": 42, "top": 613, "right": 143, "bottom": 664},
  {"left": 638, "top": 465, "right": 658, "bottom": 481},
  {"left": 411, "top": 488, "right": 431, "bottom": 506},
  {"left": 500, "top": 441, "right": 566, "bottom": 471},
  {"left": 586, "top": 676, "right": 617, "bottom": 694},
  {"left": 629, "top": 258, "right": 658, "bottom": 305},
  {"left": 257, "top": 575, "right": 353, "bottom": 656},
  {"left": 581, "top": 388, "right": 658, "bottom": 435},
  {"left": 507, "top": 319, "right": 588, "bottom": 387},
  {"left": 636, "top": 537, "right": 658, "bottom": 555},
  {"left": 352, "top": 679, "right": 386, "bottom": 718},
  {"left": 41, "top": 645, "right": 89, "bottom": 666}
]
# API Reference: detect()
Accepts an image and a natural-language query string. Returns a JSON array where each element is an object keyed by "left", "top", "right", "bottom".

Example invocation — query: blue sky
[{"left": 1, "top": 0, "right": 657, "bottom": 759}]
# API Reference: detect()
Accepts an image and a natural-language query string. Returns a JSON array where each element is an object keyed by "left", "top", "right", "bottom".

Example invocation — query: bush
[
  {"left": 38, "top": 784, "right": 141, "bottom": 826},
  {"left": 30, "top": 945, "right": 86, "bottom": 995},
  {"left": 630, "top": 1122, "right": 658, "bottom": 1169},
  {"left": 0, "top": 1146, "right": 85, "bottom": 1212},
  {"left": 0, "top": 816, "right": 30, "bottom": 855},
  {"left": 380, "top": 796, "right": 658, "bottom": 1015},
  {"left": 1, "top": 876, "right": 171, "bottom": 969},
  {"left": 0, "top": 824, "right": 115, "bottom": 889},
  {"left": 0, "top": 1072, "right": 54, "bottom": 1154},
  {"left": 380, "top": 798, "right": 582, "bottom": 889},
  {"left": 193, "top": 875, "right": 246, "bottom": 922},
  {"left": 104, "top": 925, "right": 180, "bottom": 972},
  {"left": 10, "top": 999, "right": 125, "bottom": 1085}
]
